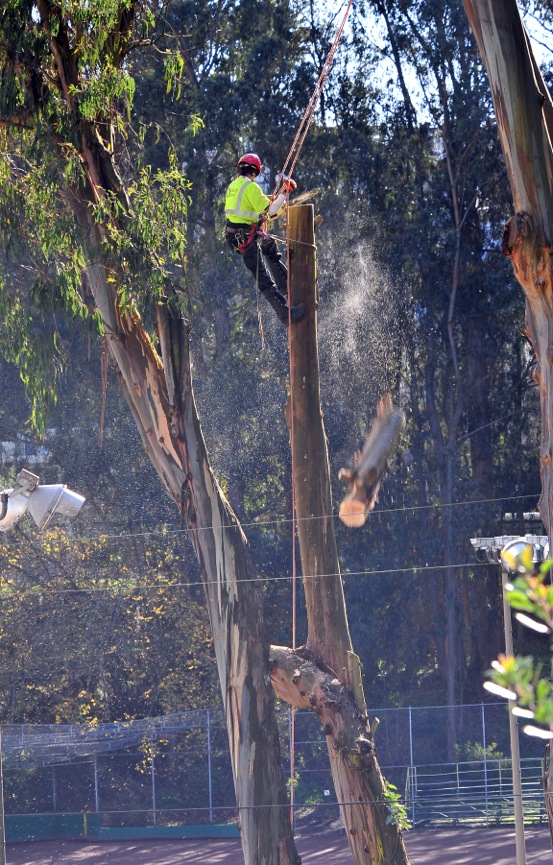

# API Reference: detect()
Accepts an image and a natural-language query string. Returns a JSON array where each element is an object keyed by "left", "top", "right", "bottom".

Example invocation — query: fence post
[
  {"left": 408, "top": 706, "right": 415, "bottom": 824},
  {"left": 481, "top": 703, "right": 489, "bottom": 825},
  {"left": 207, "top": 708, "right": 213, "bottom": 824},
  {"left": 93, "top": 756, "right": 100, "bottom": 813},
  {"left": 51, "top": 765, "right": 57, "bottom": 812},
  {"left": 151, "top": 743, "right": 157, "bottom": 826}
]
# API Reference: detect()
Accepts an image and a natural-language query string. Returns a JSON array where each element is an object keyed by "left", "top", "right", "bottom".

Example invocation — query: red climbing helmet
[{"left": 237, "top": 153, "right": 262, "bottom": 176}]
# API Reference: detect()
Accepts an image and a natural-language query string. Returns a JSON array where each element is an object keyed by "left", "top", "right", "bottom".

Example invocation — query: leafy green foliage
[
  {"left": 0, "top": 1, "right": 199, "bottom": 432},
  {"left": 486, "top": 564, "right": 553, "bottom": 738},
  {"left": 381, "top": 781, "right": 411, "bottom": 830},
  {"left": 0, "top": 523, "right": 218, "bottom": 722}
]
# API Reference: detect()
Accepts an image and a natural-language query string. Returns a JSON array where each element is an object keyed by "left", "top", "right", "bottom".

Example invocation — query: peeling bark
[
  {"left": 270, "top": 645, "right": 373, "bottom": 749},
  {"left": 41, "top": 15, "right": 300, "bottom": 856},
  {"left": 81, "top": 215, "right": 299, "bottom": 865},
  {"left": 3, "top": 5, "right": 303, "bottom": 860},
  {"left": 463, "top": 0, "right": 553, "bottom": 841}
]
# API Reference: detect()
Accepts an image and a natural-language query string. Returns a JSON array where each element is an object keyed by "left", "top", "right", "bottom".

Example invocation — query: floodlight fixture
[
  {"left": 470, "top": 534, "right": 548, "bottom": 571},
  {"left": 500, "top": 538, "right": 534, "bottom": 574},
  {"left": 0, "top": 469, "right": 85, "bottom": 533}
]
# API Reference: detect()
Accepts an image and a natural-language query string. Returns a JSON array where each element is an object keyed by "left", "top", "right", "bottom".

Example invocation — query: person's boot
[
  {"left": 261, "top": 288, "right": 289, "bottom": 324},
  {"left": 261, "top": 291, "right": 306, "bottom": 326}
]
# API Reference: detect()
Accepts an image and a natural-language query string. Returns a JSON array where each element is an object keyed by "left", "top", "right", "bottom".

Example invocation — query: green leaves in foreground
[
  {"left": 485, "top": 564, "right": 553, "bottom": 739},
  {"left": 381, "top": 781, "right": 411, "bottom": 831}
]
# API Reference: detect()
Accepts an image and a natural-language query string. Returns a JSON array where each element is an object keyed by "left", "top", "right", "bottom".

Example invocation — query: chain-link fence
[{"left": 1, "top": 702, "right": 548, "bottom": 831}]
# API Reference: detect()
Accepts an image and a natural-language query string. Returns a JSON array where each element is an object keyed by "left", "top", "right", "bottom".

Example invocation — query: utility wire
[
  {"left": 45, "top": 491, "right": 539, "bottom": 545},
  {"left": 0, "top": 560, "right": 494, "bottom": 598}
]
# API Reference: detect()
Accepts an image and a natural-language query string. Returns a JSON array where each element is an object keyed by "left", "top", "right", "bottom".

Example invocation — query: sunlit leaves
[
  {"left": 0, "top": 1, "right": 197, "bottom": 429},
  {"left": 72, "top": 64, "right": 136, "bottom": 124},
  {"left": 0, "top": 525, "right": 218, "bottom": 723},
  {"left": 164, "top": 52, "right": 184, "bottom": 99},
  {"left": 87, "top": 156, "right": 191, "bottom": 309},
  {"left": 382, "top": 781, "right": 411, "bottom": 830},
  {"left": 485, "top": 561, "right": 553, "bottom": 738},
  {"left": 0, "top": 141, "right": 103, "bottom": 432},
  {"left": 506, "top": 569, "right": 553, "bottom": 628},
  {"left": 127, "top": 156, "right": 190, "bottom": 268}
]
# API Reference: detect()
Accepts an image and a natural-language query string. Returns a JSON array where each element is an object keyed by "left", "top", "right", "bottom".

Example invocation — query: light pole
[
  {"left": 0, "top": 468, "right": 85, "bottom": 865},
  {"left": 470, "top": 531, "right": 547, "bottom": 865}
]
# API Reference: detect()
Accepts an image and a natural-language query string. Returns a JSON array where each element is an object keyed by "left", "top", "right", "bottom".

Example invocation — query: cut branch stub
[
  {"left": 501, "top": 211, "right": 534, "bottom": 258},
  {"left": 269, "top": 645, "right": 374, "bottom": 761}
]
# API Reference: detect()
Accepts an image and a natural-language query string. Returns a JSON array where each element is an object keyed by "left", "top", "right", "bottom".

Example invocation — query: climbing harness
[
  {"left": 238, "top": 224, "right": 257, "bottom": 254},
  {"left": 226, "top": 205, "right": 271, "bottom": 254}
]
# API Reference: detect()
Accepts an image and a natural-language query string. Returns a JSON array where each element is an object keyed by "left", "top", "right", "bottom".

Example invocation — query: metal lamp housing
[
  {"left": 500, "top": 538, "right": 535, "bottom": 574},
  {"left": 0, "top": 469, "right": 85, "bottom": 533},
  {"left": 27, "top": 485, "right": 86, "bottom": 532}
]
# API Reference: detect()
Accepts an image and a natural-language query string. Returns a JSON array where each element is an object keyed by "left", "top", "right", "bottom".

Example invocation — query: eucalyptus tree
[
  {"left": 0, "top": 2, "right": 300, "bottom": 862},
  {"left": 0, "top": 2, "right": 408, "bottom": 863},
  {"left": 462, "top": 0, "right": 553, "bottom": 833}
]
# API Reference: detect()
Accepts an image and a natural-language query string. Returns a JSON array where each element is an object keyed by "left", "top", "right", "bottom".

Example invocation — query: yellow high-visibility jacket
[{"left": 225, "top": 176, "right": 271, "bottom": 225}]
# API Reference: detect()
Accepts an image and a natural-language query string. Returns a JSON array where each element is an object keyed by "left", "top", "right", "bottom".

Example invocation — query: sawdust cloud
[{"left": 318, "top": 236, "right": 400, "bottom": 421}]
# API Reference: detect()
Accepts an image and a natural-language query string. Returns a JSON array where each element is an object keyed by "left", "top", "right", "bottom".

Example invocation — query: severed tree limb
[
  {"left": 269, "top": 645, "right": 376, "bottom": 760},
  {"left": 339, "top": 395, "right": 405, "bottom": 528}
]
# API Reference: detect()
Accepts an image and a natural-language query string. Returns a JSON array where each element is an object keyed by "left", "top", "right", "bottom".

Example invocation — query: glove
[{"left": 282, "top": 177, "right": 297, "bottom": 193}]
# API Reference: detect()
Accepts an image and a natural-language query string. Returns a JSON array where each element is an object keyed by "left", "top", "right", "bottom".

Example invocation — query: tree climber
[{"left": 225, "top": 153, "right": 306, "bottom": 325}]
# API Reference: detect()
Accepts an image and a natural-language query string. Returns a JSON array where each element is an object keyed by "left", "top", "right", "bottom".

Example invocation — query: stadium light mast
[
  {"left": 469, "top": 519, "right": 546, "bottom": 865},
  {"left": 0, "top": 468, "right": 85, "bottom": 865}
]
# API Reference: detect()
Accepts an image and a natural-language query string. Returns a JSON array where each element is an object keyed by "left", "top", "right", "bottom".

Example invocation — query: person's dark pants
[{"left": 226, "top": 228, "right": 289, "bottom": 322}]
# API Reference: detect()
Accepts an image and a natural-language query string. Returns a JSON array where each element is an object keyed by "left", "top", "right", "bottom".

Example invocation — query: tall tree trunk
[
  {"left": 462, "top": 0, "right": 553, "bottom": 839},
  {"left": 78, "top": 207, "right": 299, "bottom": 865},
  {"left": 40, "top": 13, "right": 299, "bottom": 850},
  {"left": 286, "top": 204, "right": 410, "bottom": 865}
]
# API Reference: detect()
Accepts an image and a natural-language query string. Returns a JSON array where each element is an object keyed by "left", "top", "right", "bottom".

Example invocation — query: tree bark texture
[
  {"left": 462, "top": 0, "right": 553, "bottom": 532},
  {"left": 33, "top": 11, "right": 300, "bottom": 858},
  {"left": 463, "top": 0, "right": 553, "bottom": 838},
  {"left": 79, "top": 213, "right": 299, "bottom": 865},
  {"left": 286, "top": 205, "right": 410, "bottom": 865}
]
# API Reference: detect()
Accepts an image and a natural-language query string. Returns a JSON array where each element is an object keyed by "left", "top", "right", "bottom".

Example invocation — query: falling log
[{"left": 339, "top": 395, "right": 405, "bottom": 528}]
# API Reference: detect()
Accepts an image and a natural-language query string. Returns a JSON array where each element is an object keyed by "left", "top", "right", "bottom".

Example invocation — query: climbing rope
[
  {"left": 274, "top": 0, "right": 354, "bottom": 196},
  {"left": 285, "top": 186, "right": 297, "bottom": 828},
  {"left": 255, "top": 243, "right": 265, "bottom": 348},
  {"left": 282, "top": 0, "right": 354, "bottom": 831}
]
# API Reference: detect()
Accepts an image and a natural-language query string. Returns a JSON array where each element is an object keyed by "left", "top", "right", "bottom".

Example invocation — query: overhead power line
[
  {"left": 51, "top": 491, "right": 540, "bottom": 546},
  {"left": 0, "top": 560, "right": 491, "bottom": 598}
]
